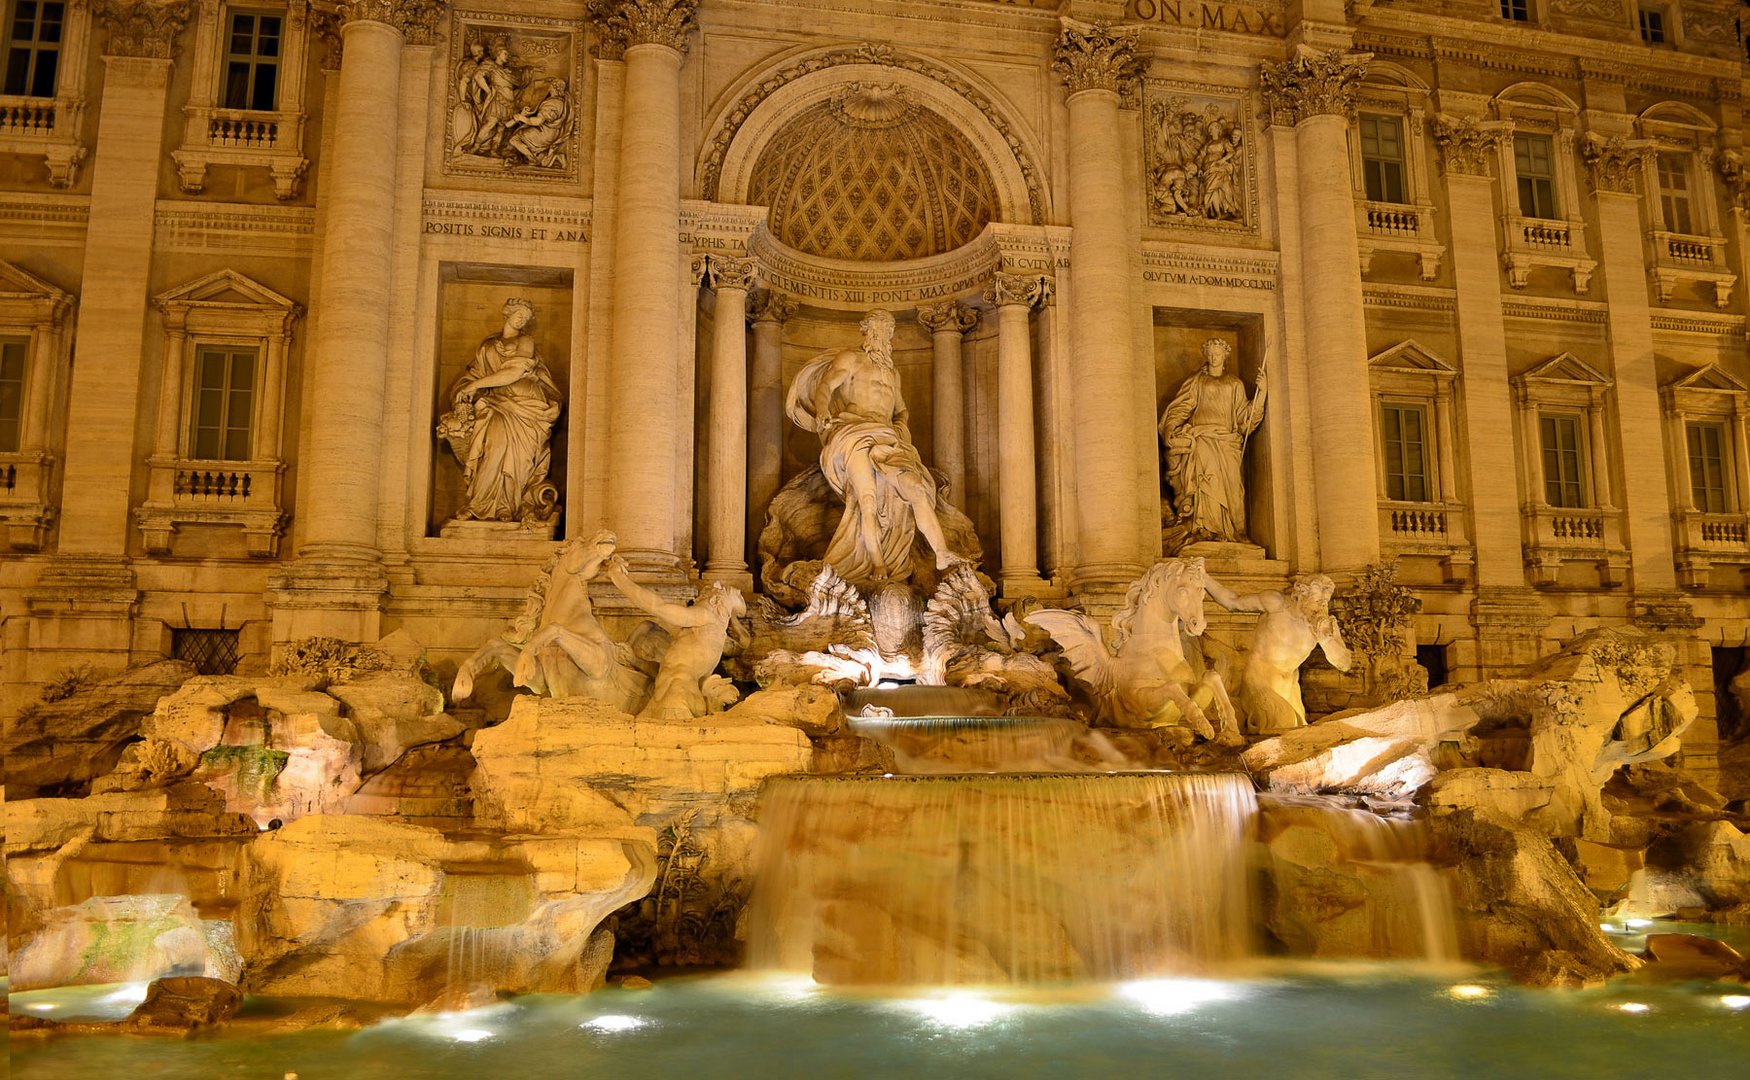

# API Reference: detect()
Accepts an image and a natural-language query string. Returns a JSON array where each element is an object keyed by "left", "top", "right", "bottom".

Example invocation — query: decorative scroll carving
[
  {"left": 697, "top": 253, "right": 758, "bottom": 291},
  {"left": 1550, "top": 0, "right": 1624, "bottom": 18},
  {"left": 698, "top": 43, "right": 1046, "bottom": 226},
  {"left": 746, "top": 287, "right": 795, "bottom": 326},
  {"left": 1432, "top": 115, "right": 1502, "bottom": 177},
  {"left": 917, "top": 300, "right": 979, "bottom": 334},
  {"left": 402, "top": 0, "right": 444, "bottom": 45},
  {"left": 589, "top": 0, "right": 698, "bottom": 58},
  {"left": 94, "top": 0, "right": 192, "bottom": 59},
  {"left": 1257, "top": 49, "right": 1367, "bottom": 127},
  {"left": 447, "top": 15, "right": 580, "bottom": 181},
  {"left": 1579, "top": 133, "right": 1648, "bottom": 195},
  {"left": 310, "top": 7, "right": 343, "bottom": 68},
  {"left": 983, "top": 272, "right": 1047, "bottom": 309},
  {"left": 1146, "top": 93, "right": 1247, "bottom": 225},
  {"left": 1718, "top": 149, "right": 1750, "bottom": 211},
  {"left": 1051, "top": 20, "right": 1145, "bottom": 98},
  {"left": 333, "top": 0, "right": 444, "bottom": 38}
]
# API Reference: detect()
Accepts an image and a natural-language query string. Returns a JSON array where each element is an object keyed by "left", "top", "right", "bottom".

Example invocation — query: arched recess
[{"left": 699, "top": 43, "right": 1050, "bottom": 227}]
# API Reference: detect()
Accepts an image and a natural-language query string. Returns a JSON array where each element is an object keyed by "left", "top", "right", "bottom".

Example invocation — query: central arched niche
[{"left": 748, "top": 85, "right": 1000, "bottom": 263}]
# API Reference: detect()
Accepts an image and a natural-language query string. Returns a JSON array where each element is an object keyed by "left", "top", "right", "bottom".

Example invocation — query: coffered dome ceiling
[{"left": 748, "top": 84, "right": 999, "bottom": 263}]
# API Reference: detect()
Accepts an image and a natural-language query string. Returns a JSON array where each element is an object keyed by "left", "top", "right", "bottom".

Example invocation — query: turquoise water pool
[{"left": 11, "top": 967, "right": 1750, "bottom": 1080}]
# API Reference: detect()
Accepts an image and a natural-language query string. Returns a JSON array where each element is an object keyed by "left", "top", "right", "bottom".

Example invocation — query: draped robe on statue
[
  {"left": 1160, "top": 371, "right": 1265, "bottom": 542},
  {"left": 450, "top": 334, "right": 562, "bottom": 521}
]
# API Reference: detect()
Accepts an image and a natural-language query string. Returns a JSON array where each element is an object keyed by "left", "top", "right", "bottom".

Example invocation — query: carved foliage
[
  {"left": 746, "top": 287, "right": 795, "bottom": 326},
  {"left": 1328, "top": 562, "right": 1420, "bottom": 663},
  {"left": 589, "top": 0, "right": 698, "bottom": 57},
  {"left": 94, "top": 0, "right": 193, "bottom": 59},
  {"left": 695, "top": 253, "right": 758, "bottom": 291},
  {"left": 1258, "top": 49, "right": 1368, "bottom": 127},
  {"left": 1433, "top": 115, "right": 1502, "bottom": 177},
  {"left": 1718, "top": 149, "right": 1750, "bottom": 211},
  {"left": 1051, "top": 21, "right": 1145, "bottom": 97},
  {"left": 1146, "top": 92, "right": 1248, "bottom": 227},
  {"left": 1579, "top": 133, "right": 1647, "bottom": 195},
  {"left": 983, "top": 273, "right": 1047, "bottom": 309},
  {"left": 917, "top": 299, "right": 979, "bottom": 334}
]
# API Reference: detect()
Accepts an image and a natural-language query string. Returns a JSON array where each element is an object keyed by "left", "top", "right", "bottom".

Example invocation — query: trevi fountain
[{"left": 4, "top": 1, "right": 1750, "bottom": 1078}]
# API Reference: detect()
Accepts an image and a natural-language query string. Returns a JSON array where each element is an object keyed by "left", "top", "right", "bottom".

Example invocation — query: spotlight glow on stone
[{"left": 584, "top": 1014, "right": 647, "bottom": 1032}]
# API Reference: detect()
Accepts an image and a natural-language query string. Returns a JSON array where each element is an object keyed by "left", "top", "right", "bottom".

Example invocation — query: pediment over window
[
  {"left": 1369, "top": 340, "right": 1456, "bottom": 378},
  {"left": 1665, "top": 361, "right": 1748, "bottom": 394},
  {"left": 1516, "top": 352, "right": 1611, "bottom": 388},
  {"left": 153, "top": 270, "right": 300, "bottom": 336},
  {"left": 0, "top": 259, "right": 73, "bottom": 323}
]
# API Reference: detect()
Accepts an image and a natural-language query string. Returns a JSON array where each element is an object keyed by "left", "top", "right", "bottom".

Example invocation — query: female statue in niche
[
  {"left": 436, "top": 297, "right": 562, "bottom": 526},
  {"left": 1159, "top": 338, "right": 1265, "bottom": 546}
]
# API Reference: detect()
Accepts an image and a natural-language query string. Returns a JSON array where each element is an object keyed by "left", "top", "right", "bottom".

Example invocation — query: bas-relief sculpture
[
  {"left": 1147, "top": 96, "right": 1246, "bottom": 225},
  {"left": 1160, "top": 338, "right": 1266, "bottom": 549},
  {"left": 1205, "top": 573, "right": 1352, "bottom": 734},
  {"left": 435, "top": 297, "right": 563, "bottom": 531},
  {"left": 448, "top": 22, "right": 576, "bottom": 176}
]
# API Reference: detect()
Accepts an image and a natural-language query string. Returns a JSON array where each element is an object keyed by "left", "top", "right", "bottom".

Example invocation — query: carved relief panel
[
  {"left": 1143, "top": 84, "right": 1255, "bottom": 233},
  {"left": 444, "top": 11, "right": 583, "bottom": 183}
]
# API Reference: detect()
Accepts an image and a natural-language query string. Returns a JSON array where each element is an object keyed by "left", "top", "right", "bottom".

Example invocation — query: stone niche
[
  {"left": 428, "top": 262, "right": 573, "bottom": 536},
  {"left": 1151, "top": 308, "right": 1273, "bottom": 557}
]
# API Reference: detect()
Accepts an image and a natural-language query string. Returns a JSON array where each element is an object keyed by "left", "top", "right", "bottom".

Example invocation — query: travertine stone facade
[{"left": 2, "top": 0, "right": 1747, "bottom": 754}]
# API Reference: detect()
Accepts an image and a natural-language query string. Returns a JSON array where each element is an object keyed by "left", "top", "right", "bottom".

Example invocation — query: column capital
[
  {"left": 984, "top": 273, "right": 1049, "bottom": 310},
  {"left": 918, "top": 299, "right": 980, "bottom": 335},
  {"left": 94, "top": 0, "right": 192, "bottom": 59},
  {"left": 1432, "top": 114, "right": 1505, "bottom": 178},
  {"left": 1052, "top": 19, "right": 1144, "bottom": 99},
  {"left": 1258, "top": 48, "right": 1368, "bottom": 127},
  {"left": 1580, "top": 132, "right": 1650, "bottom": 196},
  {"left": 695, "top": 253, "right": 758, "bottom": 291},
  {"left": 590, "top": 0, "right": 699, "bottom": 59},
  {"left": 1719, "top": 149, "right": 1750, "bottom": 211},
  {"left": 747, "top": 287, "right": 795, "bottom": 326}
]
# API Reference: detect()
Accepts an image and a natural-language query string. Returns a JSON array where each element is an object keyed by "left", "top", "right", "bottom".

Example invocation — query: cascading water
[
  {"left": 436, "top": 868, "right": 535, "bottom": 1004},
  {"left": 747, "top": 771, "right": 1258, "bottom": 984}
]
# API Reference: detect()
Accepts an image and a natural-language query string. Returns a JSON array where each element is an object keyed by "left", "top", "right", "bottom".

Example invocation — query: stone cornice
[
  {"left": 1052, "top": 20, "right": 1145, "bottom": 99},
  {"left": 1258, "top": 48, "right": 1367, "bottom": 127},
  {"left": 589, "top": 0, "right": 698, "bottom": 59},
  {"left": 1432, "top": 115, "right": 1504, "bottom": 177},
  {"left": 94, "top": 0, "right": 192, "bottom": 59}
]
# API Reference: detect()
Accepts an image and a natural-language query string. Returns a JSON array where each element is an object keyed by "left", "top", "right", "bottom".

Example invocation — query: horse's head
[{"left": 1113, "top": 558, "right": 1208, "bottom": 648}]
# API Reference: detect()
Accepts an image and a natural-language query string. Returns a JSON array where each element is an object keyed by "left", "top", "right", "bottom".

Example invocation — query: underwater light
[
  {"left": 1720, "top": 995, "right": 1750, "bottom": 1010},
  {"left": 450, "top": 1028, "right": 494, "bottom": 1042},
  {"left": 1614, "top": 1002, "right": 1650, "bottom": 1014},
  {"left": 1624, "top": 918, "right": 1652, "bottom": 929},
  {"left": 1118, "top": 978, "right": 1245, "bottom": 1016},
  {"left": 1446, "top": 985, "right": 1492, "bottom": 1001},
  {"left": 897, "top": 992, "right": 1014, "bottom": 1029},
  {"left": 101, "top": 983, "right": 150, "bottom": 1006},
  {"left": 25, "top": 1002, "right": 58, "bottom": 1012},
  {"left": 584, "top": 1014, "right": 647, "bottom": 1032}
]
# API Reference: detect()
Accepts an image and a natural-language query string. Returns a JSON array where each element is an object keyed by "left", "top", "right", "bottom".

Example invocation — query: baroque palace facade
[{"left": 2, "top": 0, "right": 1748, "bottom": 749}]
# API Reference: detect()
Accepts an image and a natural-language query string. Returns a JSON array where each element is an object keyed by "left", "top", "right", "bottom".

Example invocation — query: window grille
[{"left": 173, "top": 628, "right": 241, "bottom": 676}]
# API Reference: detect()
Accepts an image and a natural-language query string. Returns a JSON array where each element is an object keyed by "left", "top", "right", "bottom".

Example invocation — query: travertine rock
[
  {"left": 10, "top": 894, "right": 233, "bottom": 991},
  {"left": 3, "top": 660, "right": 196, "bottom": 798},
  {"left": 126, "top": 975, "right": 245, "bottom": 1030}
]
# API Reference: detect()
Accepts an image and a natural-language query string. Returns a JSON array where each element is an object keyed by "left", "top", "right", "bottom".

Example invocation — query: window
[
  {"left": 1687, "top": 421, "right": 1730, "bottom": 513},
  {"left": 0, "top": 336, "right": 23, "bottom": 453},
  {"left": 2, "top": 0, "right": 61, "bottom": 98},
  {"left": 1500, "top": 0, "right": 1530, "bottom": 21},
  {"left": 190, "top": 346, "right": 256, "bottom": 461},
  {"left": 1540, "top": 412, "right": 1587, "bottom": 508},
  {"left": 1638, "top": 7, "right": 1667, "bottom": 45},
  {"left": 222, "top": 10, "right": 280, "bottom": 111},
  {"left": 1381, "top": 402, "right": 1431, "bottom": 502},
  {"left": 1359, "top": 115, "right": 1407, "bottom": 205},
  {"left": 1656, "top": 153, "right": 1694, "bottom": 235},
  {"left": 172, "top": 628, "right": 241, "bottom": 675},
  {"left": 1514, "top": 133, "right": 1559, "bottom": 220}
]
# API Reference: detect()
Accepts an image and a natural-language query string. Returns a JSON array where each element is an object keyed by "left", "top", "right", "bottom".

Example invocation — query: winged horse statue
[{"left": 1025, "top": 558, "right": 1241, "bottom": 745}]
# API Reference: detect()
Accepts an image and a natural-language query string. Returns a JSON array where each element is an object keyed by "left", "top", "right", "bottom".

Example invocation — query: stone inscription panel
[
  {"left": 445, "top": 12, "right": 584, "bottom": 184},
  {"left": 1124, "top": 0, "right": 1286, "bottom": 36}
]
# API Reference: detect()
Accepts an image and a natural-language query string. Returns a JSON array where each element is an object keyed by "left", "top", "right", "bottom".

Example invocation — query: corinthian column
[
  {"left": 746, "top": 288, "right": 793, "bottom": 556},
  {"left": 917, "top": 300, "right": 978, "bottom": 509},
  {"left": 1260, "top": 48, "right": 1378, "bottom": 572},
  {"left": 1053, "top": 21, "right": 1148, "bottom": 594},
  {"left": 595, "top": 0, "right": 697, "bottom": 573},
  {"left": 699, "top": 254, "right": 755, "bottom": 588},
  {"left": 985, "top": 274, "right": 1049, "bottom": 595}
]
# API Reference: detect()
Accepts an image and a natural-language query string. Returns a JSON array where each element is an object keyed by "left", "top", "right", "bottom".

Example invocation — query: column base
[
  {"left": 1465, "top": 585, "right": 1550, "bottom": 680},
  {"left": 266, "top": 559, "right": 390, "bottom": 645},
  {"left": 702, "top": 564, "right": 754, "bottom": 594},
  {"left": 997, "top": 571, "right": 1056, "bottom": 601}
]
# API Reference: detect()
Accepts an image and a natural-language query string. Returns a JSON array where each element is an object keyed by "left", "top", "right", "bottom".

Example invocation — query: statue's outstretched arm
[
  {"left": 1204, "top": 575, "right": 1268, "bottom": 613},
  {"left": 606, "top": 560, "right": 710, "bottom": 628}
]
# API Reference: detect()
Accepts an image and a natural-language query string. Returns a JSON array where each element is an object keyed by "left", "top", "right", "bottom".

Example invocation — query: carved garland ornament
[
  {"left": 1257, "top": 49, "right": 1368, "bottom": 127},
  {"left": 1050, "top": 20, "right": 1145, "bottom": 98},
  {"left": 1579, "top": 133, "right": 1648, "bottom": 195},
  {"left": 1432, "top": 115, "right": 1501, "bottom": 177},
  {"left": 94, "top": 0, "right": 193, "bottom": 59},
  {"left": 588, "top": 0, "right": 698, "bottom": 58},
  {"left": 698, "top": 42, "right": 1046, "bottom": 226}
]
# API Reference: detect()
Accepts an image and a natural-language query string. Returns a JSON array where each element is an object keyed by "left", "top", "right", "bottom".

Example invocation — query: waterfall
[{"left": 747, "top": 772, "right": 1258, "bottom": 985}]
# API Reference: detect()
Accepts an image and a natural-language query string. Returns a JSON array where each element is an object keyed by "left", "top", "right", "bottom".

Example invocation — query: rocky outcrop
[
  {"left": 3, "top": 660, "right": 196, "bottom": 798},
  {"left": 126, "top": 976, "right": 245, "bottom": 1030},
  {"left": 10, "top": 894, "right": 240, "bottom": 991}
]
